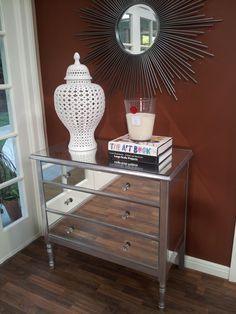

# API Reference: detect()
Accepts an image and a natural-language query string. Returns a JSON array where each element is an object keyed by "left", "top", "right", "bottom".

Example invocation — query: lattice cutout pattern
[{"left": 54, "top": 83, "right": 105, "bottom": 151}]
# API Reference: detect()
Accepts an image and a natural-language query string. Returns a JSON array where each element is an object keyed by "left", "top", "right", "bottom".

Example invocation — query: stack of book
[{"left": 108, "top": 134, "right": 173, "bottom": 172}]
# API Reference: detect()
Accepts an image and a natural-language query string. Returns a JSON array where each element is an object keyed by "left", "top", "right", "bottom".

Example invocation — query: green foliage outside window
[{"left": 0, "top": 148, "right": 19, "bottom": 201}]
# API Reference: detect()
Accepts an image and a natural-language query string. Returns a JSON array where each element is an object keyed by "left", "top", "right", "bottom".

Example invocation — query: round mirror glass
[{"left": 117, "top": 4, "right": 159, "bottom": 55}]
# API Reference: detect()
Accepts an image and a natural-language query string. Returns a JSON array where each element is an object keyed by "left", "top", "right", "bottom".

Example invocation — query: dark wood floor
[{"left": 0, "top": 238, "right": 236, "bottom": 314}]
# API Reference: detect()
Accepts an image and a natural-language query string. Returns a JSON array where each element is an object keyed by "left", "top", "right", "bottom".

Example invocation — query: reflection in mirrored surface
[
  {"left": 31, "top": 140, "right": 193, "bottom": 180},
  {"left": 117, "top": 4, "right": 158, "bottom": 55},
  {"left": 69, "top": 149, "right": 97, "bottom": 164},
  {"left": 42, "top": 162, "right": 85, "bottom": 202}
]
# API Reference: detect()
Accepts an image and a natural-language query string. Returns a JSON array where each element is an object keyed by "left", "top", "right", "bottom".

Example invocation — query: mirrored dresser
[{"left": 30, "top": 140, "right": 193, "bottom": 309}]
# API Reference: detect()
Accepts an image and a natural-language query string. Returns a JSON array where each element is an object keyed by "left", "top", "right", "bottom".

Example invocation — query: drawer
[
  {"left": 43, "top": 165, "right": 160, "bottom": 206},
  {"left": 72, "top": 194, "right": 159, "bottom": 236},
  {"left": 50, "top": 216, "right": 158, "bottom": 268},
  {"left": 104, "top": 175, "right": 160, "bottom": 203}
]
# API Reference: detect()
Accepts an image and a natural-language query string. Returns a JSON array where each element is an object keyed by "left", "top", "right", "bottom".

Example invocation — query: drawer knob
[
  {"left": 122, "top": 241, "right": 131, "bottom": 252},
  {"left": 121, "top": 210, "right": 130, "bottom": 220},
  {"left": 65, "top": 225, "right": 75, "bottom": 234},
  {"left": 122, "top": 182, "right": 131, "bottom": 191},
  {"left": 63, "top": 172, "right": 71, "bottom": 179},
  {"left": 64, "top": 197, "right": 73, "bottom": 205}
]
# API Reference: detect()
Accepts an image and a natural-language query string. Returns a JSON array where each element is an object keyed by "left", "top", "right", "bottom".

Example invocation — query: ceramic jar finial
[{"left": 74, "top": 52, "right": 80, "bottom": 65}]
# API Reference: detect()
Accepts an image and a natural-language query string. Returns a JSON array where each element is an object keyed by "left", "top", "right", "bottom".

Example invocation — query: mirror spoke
[{"left": 79, "top": 0, "right": 221, "bottom": 99}]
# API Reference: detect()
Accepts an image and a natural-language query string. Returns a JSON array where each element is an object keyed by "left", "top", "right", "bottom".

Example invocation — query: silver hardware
[
  {"left": 122, "top": 182, "right": 130, "bottom": 191},
  {"left": 64, "top": 197, "right": 73, "bottom": 205},
  {"left": 63, "top": 172, "right": 71, "bottom": 179},
  {"left": 121, "top": 210, "right": 130, "bottom": 220},
  {"left": 65, "top": 225, "right": 75, "bottom": 235},
  {"left": 122, "top": 241, "right": 131, "bottom": 251}
]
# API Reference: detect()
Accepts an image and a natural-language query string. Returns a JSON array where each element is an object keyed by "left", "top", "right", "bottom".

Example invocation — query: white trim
[
  {"left": 169, "top": 250, "right": 229, "bottom": 279},
  {"left": 0, "top": 0, "right": 46, "bottom": 262},
  {"left": 0, "top": 131, "right": 18, "bottom": 141},
  {"left": 229, "top": 223, "right": 236, "bottom": 282},
  {"left": 31, "top": 0, "right": 48, "bottom": 146},
  {"left": 13, "top": 0, "right": 46, "bottom": 152},
  {"left": 0, "top": 175, "right": 23, "bottom": 189},
  {"left": 11, "top": 0, "right": 46, "bottom": 232},
  {"left": 185, "top": 255, "right": 229, "bottom": 279},
  {"left": 0, "top": 232, "right": 41, "bottom": 265},
  {"left": 0, "top": 83, "right": 11, "bottom": 89}
]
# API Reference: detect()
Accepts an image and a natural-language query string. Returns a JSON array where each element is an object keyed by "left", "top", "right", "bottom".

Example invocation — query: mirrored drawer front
[
  {"left": 104, "top": 175, "right": 160, "bottom": 203},
  {"left": 50, "top": 216, "right": 158, "bottom": 268},
  {"left": 69, "top": 194, "right": 159, "bottom": 237},
  {"left": 43, "top": 168, "right": 160, "bottom": 205},
  {"left": 42, "top": 163, "right": 85, "bottom": 186}
]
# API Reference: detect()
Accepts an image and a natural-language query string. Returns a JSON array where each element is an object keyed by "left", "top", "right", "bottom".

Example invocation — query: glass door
[
  {"left": 0, "top": 42, "right": 25, "bottom": 227},
  {"left": 0, "top": 0, "right": 45, "bottom": 262}
]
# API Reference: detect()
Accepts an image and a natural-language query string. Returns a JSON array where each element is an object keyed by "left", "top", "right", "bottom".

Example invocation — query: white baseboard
[
  {"left": 0, "top": 232, "right": 41, "bottom": 265},
  {"left": 185, "top": 255, "right": 229, "bottom": 279}
]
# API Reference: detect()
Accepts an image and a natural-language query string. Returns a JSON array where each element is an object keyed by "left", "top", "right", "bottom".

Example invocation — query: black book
[
  {"left": 109, "top": 155, "right": 172, "bottom": 174},
  {"left": 108, "top": 147, "right": 172, "bottom": 165}
]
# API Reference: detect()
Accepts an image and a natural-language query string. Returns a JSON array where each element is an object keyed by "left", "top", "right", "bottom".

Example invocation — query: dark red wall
[{"left": 35, "top": 0, "right": 236, "bottom": 266}]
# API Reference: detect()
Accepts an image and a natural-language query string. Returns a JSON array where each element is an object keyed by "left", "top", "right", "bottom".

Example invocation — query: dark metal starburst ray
[{"left": 79, "top": 0, "right": 221, "bottom": 100}]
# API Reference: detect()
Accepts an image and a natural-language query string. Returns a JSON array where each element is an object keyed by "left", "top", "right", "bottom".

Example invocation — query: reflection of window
[
  {"left": 140, "top": 18, "right": 151, "bottom": 46},
  {"left": 140, "top": 18, "right": 157, "bottom": 51},
  {"left": 118, "top": 5, "right": 158, "bottom": 54},
  {"left": 153, "top": 20, "right": 157, "bottom": 39},
  {"left": 119, "top": 13, "right": 131, "bottom": 47}
]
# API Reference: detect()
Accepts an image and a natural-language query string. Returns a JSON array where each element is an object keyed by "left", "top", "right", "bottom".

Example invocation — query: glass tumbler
[{"left": 124, "top": 98, "right": 156, "bottom": 141}]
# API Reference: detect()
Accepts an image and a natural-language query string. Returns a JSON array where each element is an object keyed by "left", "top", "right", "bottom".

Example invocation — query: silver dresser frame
[{"left": 31, "top": 140, "right": 193, "bottom": 309}]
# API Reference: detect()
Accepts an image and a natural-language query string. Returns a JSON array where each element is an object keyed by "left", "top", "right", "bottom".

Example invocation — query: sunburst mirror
[{"left": 79, "top": 0, "right": 221, "bottom": 100}]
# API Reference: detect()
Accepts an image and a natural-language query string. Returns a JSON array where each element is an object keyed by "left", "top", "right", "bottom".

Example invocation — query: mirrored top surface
[
  {"left": 31, "top": 140, "right": 192, "bottom": 181},
  {"left": 117, "top": 4, "right": 159, "bottom": 55}
]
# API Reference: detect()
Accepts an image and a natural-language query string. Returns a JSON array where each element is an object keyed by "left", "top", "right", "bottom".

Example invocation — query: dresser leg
[
  {"left": 46, "top": 243, "right": 54, "bottom": 269},
  {"left": 159, "top": 284, "right": 166, "bottom": 310}
]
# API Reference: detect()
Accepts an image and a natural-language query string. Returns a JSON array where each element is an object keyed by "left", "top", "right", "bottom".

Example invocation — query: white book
[{"left": 108, "top": 134, "right": 172, "bottom": 157}]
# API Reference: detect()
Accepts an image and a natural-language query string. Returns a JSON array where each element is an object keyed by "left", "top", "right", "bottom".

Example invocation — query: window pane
[
  {"left": 118, "top": 14, "right": 131, "bottom": 44},
  {"left": 0, "top": 137, "right": 18, "bottom": 184},
  {"left": 0, "top": 181, "right": 22, "bottom": 227},
  {"left": 140, "top": 18, "right": 151, "bottom": 46},
  {"left": 153, "top": 20, "right": 158, "bottom": 39},
  {"left": 0, "top": 89, "right": 12, "bottom": 133},
  {"left": 0, "top": 37, "right": 8, "bottom": 84},
  {"left": 0, "top": 10, "right": 2, "bottom": 31}
]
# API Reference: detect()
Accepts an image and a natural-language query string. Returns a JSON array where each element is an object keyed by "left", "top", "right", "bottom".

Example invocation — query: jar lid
[{"left": 64, "top": 52, "right": 92, "bottom": 81}]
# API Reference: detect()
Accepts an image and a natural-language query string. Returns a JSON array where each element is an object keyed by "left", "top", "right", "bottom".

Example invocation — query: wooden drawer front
[
  {"left": 50, "top": 217, "right": 158, "bottom": 268},
  {"left": 73, "top": 194, "right": 159, "bottom": 236},
  {"left": 104, "top": 175, "right": 160, "bottom": 203}
]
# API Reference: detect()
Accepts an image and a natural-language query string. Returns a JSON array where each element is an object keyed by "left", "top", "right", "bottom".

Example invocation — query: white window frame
[{"left": 0, "top": 0, "right": 46, "bottom": 262}]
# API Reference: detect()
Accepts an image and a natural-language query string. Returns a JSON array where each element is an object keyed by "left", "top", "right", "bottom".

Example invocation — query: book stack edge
[{"left": 108, "top": 134, "right": 173, "bottom": 172}]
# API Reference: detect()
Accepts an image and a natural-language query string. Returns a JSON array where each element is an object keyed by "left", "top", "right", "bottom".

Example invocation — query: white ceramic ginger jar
[{"left": 54, "top": 52, "right": 105, "bottom": 152}]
